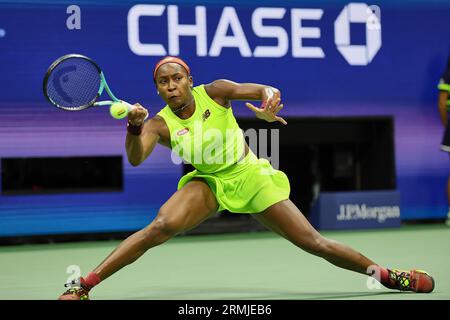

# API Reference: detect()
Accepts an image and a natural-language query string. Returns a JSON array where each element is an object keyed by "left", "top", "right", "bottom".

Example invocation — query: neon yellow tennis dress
[{"left": 157, "top": 84, "right": 290, "bottom": 213}]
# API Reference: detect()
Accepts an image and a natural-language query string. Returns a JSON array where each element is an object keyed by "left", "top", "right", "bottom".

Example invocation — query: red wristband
[
  {"left": 80, "top": 272, "right": 101, "bottom": 291},
  {"left": 127, "top": 121, "right": 143, "bottom": 136}
]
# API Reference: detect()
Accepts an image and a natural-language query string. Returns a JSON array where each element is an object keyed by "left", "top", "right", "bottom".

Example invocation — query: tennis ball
[{"left": 110, "top": 102, "right": 128, "bottom": 119}]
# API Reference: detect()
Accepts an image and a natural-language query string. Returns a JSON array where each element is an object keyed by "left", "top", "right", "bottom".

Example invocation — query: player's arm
[
  {"left": 205, "top": 79, "right": 287, "bottom": 125},
  {"left": 126, "top": 104, "right": 161, "bottom": 167},
  {"left": 438, "top": 73, "right": 450, "bottom": 126},
  {"left": 438, "top": 90, "right": 449, "bottom": 126}
]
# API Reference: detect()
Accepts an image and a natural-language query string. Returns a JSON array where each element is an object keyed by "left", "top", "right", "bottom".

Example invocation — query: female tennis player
[{"left": 59, "top": 56, "right": 435, "bottom": 300}]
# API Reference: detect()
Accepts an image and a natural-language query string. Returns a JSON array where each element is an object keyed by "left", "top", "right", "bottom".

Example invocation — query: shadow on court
[{"left": 120, "top": 286, "right": 406, "bottom": 300}]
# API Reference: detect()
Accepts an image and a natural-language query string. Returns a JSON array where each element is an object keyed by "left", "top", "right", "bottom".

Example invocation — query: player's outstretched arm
[
  {"left": 205, "top": 79, "right": 287, "bottom": 125},
  {"left": 126, "top": 103, "right": 161, "bottom": 166},
  {"left": 438, "top": 90, "right": 449, "bottom": 126}
]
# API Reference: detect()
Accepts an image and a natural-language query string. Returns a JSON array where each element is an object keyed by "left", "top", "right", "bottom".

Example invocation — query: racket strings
[{"left": 45, "top": 58, "right": 101, "bottom": 110}]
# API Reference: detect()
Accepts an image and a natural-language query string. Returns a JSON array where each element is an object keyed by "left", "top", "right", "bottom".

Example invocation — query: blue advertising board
[
  {"left": 0, "top": 0, "right": 449, "bottom": 236},
  {"left": 309, "top": 191, "right": 401, "bottom": 230}
]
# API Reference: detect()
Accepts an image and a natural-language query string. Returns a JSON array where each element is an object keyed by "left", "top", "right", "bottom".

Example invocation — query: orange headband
[{"left": 153, "top": 56, "right": 191, "bottom": 81}]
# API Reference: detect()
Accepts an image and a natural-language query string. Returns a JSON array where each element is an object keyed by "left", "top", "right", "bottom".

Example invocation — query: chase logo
[
  {"left": 335, "top": 3, "right": 381, "bottom": 66},
  {"left": 128, "top": 2, "right": 381, "bottom": 66}
]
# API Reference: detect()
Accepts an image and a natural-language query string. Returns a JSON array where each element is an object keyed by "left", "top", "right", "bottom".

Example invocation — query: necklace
[
  {"left": 173, "top": 103, "right": 189, "bottom": 113},
  {"left": 173, "top": 97, "right": 195, "bottom": 114}
]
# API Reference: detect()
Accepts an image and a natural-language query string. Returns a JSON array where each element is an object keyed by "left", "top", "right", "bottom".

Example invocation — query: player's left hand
[{"left": 245, "top": 87, "right": 287, "bottom": 125}]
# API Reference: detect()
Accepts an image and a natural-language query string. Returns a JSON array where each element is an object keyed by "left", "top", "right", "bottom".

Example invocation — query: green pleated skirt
[{"left": 178, "top": 150, "right": 290, "bottom": 213}]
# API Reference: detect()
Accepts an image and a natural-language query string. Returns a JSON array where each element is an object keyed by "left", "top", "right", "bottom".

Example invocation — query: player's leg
[
  {"left": 251, "top": 199, "right": 435, "bottom": 293},
  {"left": 442, "top": 132, "right": 450, "bottom": 224},
  {"left": 447, "top": 159, "right": 450, "bottom": 219},
  {"left": 59, "top": 179, "right": 218, "bottom": 299},
  {"left": 447, "top": 174, "right": 450, "bottom": 218},
  {"left": 252, "top": 199, "right": 375, "bottom": 274}
]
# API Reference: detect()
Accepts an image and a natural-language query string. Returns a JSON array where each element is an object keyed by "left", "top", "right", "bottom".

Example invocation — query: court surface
[{"left": 0, "top": 224, "right": 449, "bottom": 300}]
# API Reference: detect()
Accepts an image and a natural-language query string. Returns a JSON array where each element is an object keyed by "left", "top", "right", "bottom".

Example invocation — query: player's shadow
[{"left": 122, "top": 286, "right": 408, "bottom": 300}]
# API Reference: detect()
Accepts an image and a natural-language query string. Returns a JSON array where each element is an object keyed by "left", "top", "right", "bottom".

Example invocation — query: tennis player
[{"left": 59, "top": 56, "right": 435, "bottom": 300}]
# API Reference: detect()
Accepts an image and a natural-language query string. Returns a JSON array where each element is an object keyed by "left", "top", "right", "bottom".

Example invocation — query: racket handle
[{"left": 120, "top": 101, "right": 149, "bottom": 120}]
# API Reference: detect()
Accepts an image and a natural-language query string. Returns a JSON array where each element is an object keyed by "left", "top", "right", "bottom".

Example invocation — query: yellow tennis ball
[{"left": 110, "top": 102, "right": 128, "bottom": 119}]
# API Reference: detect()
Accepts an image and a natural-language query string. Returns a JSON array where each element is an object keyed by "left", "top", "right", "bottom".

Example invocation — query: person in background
[{"left": 438, "top": 56, "right": 450, "bottom": 222}]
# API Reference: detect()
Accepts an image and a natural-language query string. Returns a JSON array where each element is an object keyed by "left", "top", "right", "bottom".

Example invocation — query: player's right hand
[{"left": 128, "top": 103, "right": 149, "bottom": 126}]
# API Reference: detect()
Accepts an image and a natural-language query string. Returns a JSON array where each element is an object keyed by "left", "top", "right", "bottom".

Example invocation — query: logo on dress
[
  {"left": 202, "top": 109, "right": 211, "bottom": 121},
  {"left": 177, "top": 128, "right": 189, "bottom": 136}
]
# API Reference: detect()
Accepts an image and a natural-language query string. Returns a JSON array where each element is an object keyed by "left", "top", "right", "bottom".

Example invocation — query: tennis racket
[{"left": 43, "top": 53, "right": 146, "bottom": 119}]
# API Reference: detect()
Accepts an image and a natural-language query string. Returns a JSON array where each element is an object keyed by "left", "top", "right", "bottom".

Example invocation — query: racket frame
[{"left": 43, "top": 53, "right": 134, "bottom": 112}]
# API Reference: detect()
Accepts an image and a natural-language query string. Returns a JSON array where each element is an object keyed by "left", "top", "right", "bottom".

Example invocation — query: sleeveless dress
[{"left": 157, "top": 84, "right": 290, "bottom": 213}]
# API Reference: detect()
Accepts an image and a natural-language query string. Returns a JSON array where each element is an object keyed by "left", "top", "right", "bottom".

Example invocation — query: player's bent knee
[
  {"left": 153, "top": 211, "right": 184, "bottom": 236},
  {"left": 140, "top": 216, "right": 180, "bottom": 247},
  {"left": 153, "top": 217, "right": 177, "bottom": 237}
]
